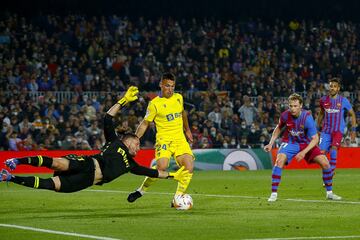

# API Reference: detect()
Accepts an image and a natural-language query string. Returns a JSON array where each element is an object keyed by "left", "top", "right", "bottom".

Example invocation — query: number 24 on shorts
[{"left": 156, "top": 144, "right": 167, "bottom": 151}]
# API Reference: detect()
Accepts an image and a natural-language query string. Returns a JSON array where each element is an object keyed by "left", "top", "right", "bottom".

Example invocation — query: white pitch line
[
  {"left": 0, "top": 223, "right": 122, "bottom": 240},
  {"left": 242, "top": 236, "right": 360, "bottom": 240},
  {"left": 85, "top": 189, "right": 360, "bottom": 205},
  {"left": 3, "top": 189, "right": 360, "bottom": 205}
]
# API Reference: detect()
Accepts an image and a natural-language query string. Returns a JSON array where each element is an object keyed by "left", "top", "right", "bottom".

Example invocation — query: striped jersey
[
  {"left": 319, "top": 95, "right": 352, "bottom": 134},
  {"left": 279, "top": 110, "right": 317, "bottom": 144}
]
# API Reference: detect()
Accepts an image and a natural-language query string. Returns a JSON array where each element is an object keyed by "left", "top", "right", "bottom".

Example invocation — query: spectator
[{"left": 238, "top": 95, "right": 258, "bottom": 126}]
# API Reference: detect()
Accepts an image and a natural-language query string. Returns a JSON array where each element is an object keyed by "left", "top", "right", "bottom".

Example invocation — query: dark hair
[
  {"left": 161, "top": 72, "right": 176, "bottom": 81},
  {"left": 288, "top": 93, "right": 303, "bottom": 105},
  {"left": 117, "top": 129, "right": 139, "bottom": 141},
  {"left": 122, "top": 132, "right": 139, "bottom": 142},
  {"left": 329, "top": 77, "right": 341, "bottom": 86}
]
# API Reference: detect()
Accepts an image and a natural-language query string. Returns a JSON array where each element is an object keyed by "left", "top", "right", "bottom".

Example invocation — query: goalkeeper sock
[
  {"left": 271, "top": 166, "right": 282, "bottom": 193},
  {"left": 17, "top": 156, "right": 53, "bottom": 168},
  {"left": 175, "top": 172, "right": 193, "bottom": 195},
  {"left": 139, "top": 166, "right": 158, "bottom": 192},
  {"left": 10, "top": 176, "right": 55, "bottom": 190}
]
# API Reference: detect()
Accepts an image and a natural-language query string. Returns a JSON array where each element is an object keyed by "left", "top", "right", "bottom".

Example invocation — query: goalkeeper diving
[{"left": 1, "top": 86, "right": 191, "bottom": 195}]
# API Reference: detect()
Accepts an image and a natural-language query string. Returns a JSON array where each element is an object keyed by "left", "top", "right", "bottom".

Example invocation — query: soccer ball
[{"left": 172, "top": 194, "right": 193, "bottom": 210}]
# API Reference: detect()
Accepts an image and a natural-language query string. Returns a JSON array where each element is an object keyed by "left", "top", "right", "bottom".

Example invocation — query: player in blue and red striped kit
[
  {"left": 316, "top": 78, "right": 357, "bottom": 176},
  {"left": 264, "top": 93, "right": 341, "bottom": 202}
]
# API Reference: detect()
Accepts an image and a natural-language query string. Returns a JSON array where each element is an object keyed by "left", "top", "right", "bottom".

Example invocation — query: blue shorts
[
  {"left": 319, "top": 132, "right": 343, "bottom": 152},
  {"left": 278, "top": 142, "right": 300, "bottom": 165},
  {"left": 278, "top": 142, "right": 322, "bottom": 164}
]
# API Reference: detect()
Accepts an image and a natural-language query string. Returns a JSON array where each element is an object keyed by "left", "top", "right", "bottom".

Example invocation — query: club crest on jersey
[
  {"left": 336, "top": 103, "right": 341, "bottom": 107},
  {"left": 163, "top": 104, "right": 166, "bottom": 108}
]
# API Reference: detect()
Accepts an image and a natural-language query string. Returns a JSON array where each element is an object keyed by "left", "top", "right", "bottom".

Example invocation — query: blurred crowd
[{"left": 0, "top": 14, "right": 359, "bottom": 150}]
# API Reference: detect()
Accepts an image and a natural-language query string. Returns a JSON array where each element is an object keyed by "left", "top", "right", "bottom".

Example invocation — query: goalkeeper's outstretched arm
[
  {"left": 129, "top": 165, "right": 190, "bottom": 184},
  {"left": 107, "top": 86, "right": 139, "bottom": 117}
]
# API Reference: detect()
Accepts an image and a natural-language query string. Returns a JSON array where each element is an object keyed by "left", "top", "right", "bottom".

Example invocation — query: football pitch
[{"left": 1, "top": 169, "right": 360, "bottom": 240}]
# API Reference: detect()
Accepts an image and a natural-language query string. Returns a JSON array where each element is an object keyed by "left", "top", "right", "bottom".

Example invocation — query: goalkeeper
[{"left": 1, "top": 86, "right": 191, "bottom": 194}]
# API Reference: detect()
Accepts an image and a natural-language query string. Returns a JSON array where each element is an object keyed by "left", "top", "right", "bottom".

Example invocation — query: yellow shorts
[{"left": 155, "top": 138, "right": 194, "bottom": 164}]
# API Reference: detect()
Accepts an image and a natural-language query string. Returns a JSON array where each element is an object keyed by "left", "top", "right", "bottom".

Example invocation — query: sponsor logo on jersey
[
  {"left": 289, "top": 129, "right": 304, "bottom": 137},
  {"left": 324, "top": 108, "right": 340, "bottom": 113}
]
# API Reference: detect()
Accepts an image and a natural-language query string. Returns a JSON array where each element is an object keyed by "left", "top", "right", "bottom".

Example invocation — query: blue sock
[{"left": 271, "top": 166, "right": 282, "bottom": 193}]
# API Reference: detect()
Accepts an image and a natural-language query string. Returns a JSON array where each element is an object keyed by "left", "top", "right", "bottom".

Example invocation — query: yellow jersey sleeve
[{"left": 144, "top": 100, "right": 157, "bottom": 122}]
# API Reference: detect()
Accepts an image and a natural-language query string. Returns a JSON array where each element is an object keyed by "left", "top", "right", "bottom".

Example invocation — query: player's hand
[
  {"left": 168, "top": 166, "right": 191, "bottom": 185},
  {"left": 118, "top": 86, "right": 139, "bottom": 106},
  {"left": 185, "top": 129, "right": 193, "bottom": 143},
  {"left": 263, "top": 143, "right": 272, "bottom": 152},
  {"left": 295, "top": 151, "right": 305, "bottom": 162}
]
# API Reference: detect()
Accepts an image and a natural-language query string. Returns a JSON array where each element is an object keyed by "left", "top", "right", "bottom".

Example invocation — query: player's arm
[
  {"left": 135, "top": 120, "right": 150, "bottom": 138},
  {"left": 348, "top": 108, "right": 357, "bottom": 142},
  {"left": 129, "top": 165, "right": 190, "bottom": 184},
  {"left": 107, "top": 86, "right": 139, "bottom": 117},
  {"left": 105, "top": 86, "right": 139, "bottom": 142},
  {"left": 135, "top": 101, "right": 156, "bottom": 138},
  {"left": 315, "top": 107, "right": 325, "bottom": 131},
  {"left": 182, "top": 110, "right": 193, "bottom": 143},
  {"left": 263, "top": 124, "right": 281, "bottom": 152},
  {"left": 295, "top": 114, "right": 318, "bottom": 161}
]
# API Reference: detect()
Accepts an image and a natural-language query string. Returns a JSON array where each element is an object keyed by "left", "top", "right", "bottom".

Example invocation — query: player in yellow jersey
[{"left": 127, "top": 72, "right": 194, "bottom": 205}]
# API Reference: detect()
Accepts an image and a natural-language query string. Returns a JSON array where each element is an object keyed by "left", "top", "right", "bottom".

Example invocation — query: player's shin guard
[
  {"left": 175, "top": 172, "right": 193, "bottom": 195},
  {"left": 10, "top": 176, "right": 55, "bottom": 190},
  {"left": 329, "top": 149, "right": 337, "bottom": 173},
  {"left": 17, "top": 156, "right": 53, "bottom": 168},
  {"left": 322, "top": 168, "right": 333, "bottom": 191},
  {"left": 271, "top": 166, "right": 282, "bottom": 193},
  {"left": 139, "top": 166, "right": 158, "bottom": 192}
]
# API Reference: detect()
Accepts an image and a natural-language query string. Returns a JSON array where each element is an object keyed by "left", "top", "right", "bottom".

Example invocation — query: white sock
[{"left": 137, "top": 188, "right": 145, "bottom": 195}]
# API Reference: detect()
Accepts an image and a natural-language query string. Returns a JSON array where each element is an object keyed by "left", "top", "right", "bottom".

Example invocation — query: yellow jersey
[{"left": 144, "top": 93, "right": 185, "bottom": 141}]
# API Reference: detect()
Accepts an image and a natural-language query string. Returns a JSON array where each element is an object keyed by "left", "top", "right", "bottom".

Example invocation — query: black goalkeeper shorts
[{"left": 53, "top": 155, "right": 95, "bottom": 193}]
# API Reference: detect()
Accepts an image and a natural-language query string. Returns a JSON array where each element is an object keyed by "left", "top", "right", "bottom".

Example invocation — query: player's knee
[
  {"left": 274, "top": 159, "right": 285, "bottom": 168},
  {"left": 156, "top": 163, "right": 168, "bottom": 171},
  {"left": 322, "top": 162, "right": 331, "bottom": 170},
  {"left": 181, "top": 162, "right": 194, "bottom": 173},
  {"left": 319, "top": 157, "right": 330, "bottom": 170}
]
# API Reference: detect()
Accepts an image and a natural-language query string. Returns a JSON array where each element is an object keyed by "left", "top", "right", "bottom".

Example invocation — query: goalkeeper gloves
[
  {"left": 118, "top": 86, "right": 139, "bottom": 107},
  {"left": 167, "top": 166, "right": 191, "bottom": 185}
]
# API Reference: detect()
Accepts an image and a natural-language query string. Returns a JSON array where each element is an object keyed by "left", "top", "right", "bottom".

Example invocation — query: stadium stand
[{"left": 0, "top": 14, "right": 359, "bottom": 150}]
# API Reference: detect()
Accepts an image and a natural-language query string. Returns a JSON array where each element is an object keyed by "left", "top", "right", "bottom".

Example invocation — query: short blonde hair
[{"left": 288, "top": 93, "right": 303, "bottom": 105}]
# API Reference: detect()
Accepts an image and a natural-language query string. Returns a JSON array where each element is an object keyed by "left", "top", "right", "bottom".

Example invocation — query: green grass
[{"left": 1, "top": 169, "right": 360, "bottom": 240}]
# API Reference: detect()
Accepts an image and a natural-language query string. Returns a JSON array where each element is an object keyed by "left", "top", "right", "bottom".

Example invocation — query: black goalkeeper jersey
[{"left": 92, "top": 114, "right": 143, "bottom": 184}]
